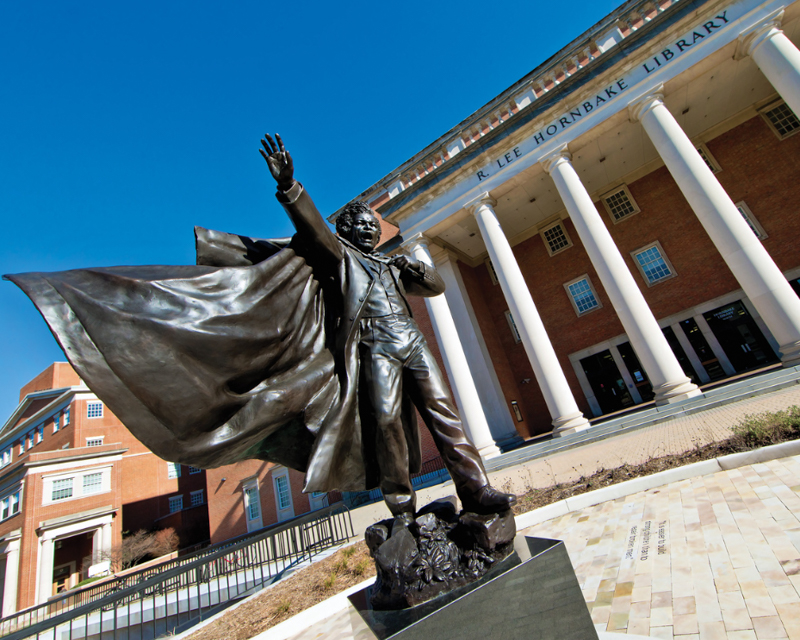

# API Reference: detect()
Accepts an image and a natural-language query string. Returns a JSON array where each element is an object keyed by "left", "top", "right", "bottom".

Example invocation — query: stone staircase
[{"left": 484, "top": 365, "right": 800, "bottom": 473}]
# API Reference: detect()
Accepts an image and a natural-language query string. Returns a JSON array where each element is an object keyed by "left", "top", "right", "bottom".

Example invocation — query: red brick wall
[
  {"left": 206, "top": 462, "right": 312, "bottom": 544},
  {"left": 18, "top": 363, "right": 81, "bottom": 402}
]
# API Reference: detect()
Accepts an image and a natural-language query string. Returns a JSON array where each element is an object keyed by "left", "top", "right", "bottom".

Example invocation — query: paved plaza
[{"left": 251, "top": 384, "right": 800, "bottom": 640}]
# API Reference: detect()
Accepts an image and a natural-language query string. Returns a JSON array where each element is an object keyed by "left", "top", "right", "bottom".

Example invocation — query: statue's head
[{"left": 336, "top": 201, "right": 381, "bottom": 253}]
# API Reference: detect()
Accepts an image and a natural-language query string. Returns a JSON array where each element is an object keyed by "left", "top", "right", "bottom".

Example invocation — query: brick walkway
[
  {"left": 528, "top": 454, "right": 800, "bottom": 639},
  {"left": 257, "top": 386, "right": 800, "bottom": 640}
]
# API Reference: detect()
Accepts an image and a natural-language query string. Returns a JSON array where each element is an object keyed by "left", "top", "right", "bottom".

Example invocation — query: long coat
[{"left": 6, "top": 185, "right": 445, "bottom": 493}]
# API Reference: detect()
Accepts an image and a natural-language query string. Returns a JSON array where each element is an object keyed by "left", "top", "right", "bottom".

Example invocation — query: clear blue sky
[{"left": 0, "top": 0, "right": 623, "bottom": 418}]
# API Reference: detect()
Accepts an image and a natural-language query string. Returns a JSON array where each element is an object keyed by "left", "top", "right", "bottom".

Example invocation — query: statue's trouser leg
[
  {"left": 360, "top": 326, "right": 417, "bottom": 517},
  {"left": 361, "top": 316, "right": 491, "bottom": 515},
  {"left": 400, "top": 326, "right": 491, "bottom": 501}
]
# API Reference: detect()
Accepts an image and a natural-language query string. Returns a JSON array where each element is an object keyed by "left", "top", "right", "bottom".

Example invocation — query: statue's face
[{"left": 350, "top": 212, "right": 381, "bottom": 253}]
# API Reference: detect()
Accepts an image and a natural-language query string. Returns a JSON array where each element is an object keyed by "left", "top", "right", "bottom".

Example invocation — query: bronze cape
[{"left": 6, "top": 225, "right": 422, "bottom": 493}]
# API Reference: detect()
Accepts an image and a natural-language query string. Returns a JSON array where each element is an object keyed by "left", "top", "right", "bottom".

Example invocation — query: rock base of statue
[
  {"left": 349, "top": 536, "right": 599, "bottom": 640},
  {"left": 363, "top": 499, "right": 516, "bottom": 610}
]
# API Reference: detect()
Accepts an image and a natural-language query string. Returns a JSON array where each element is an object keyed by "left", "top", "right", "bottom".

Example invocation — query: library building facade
[{"left": 350, "top": 0, "right": 800, "bottom": 454}]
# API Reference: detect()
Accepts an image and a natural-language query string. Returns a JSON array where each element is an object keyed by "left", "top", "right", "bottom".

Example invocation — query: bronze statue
[
  {"left": 260, "top": 134, "right": 514, "bottom": 519},
  {"left": 6, "top": 133, "right": 514, "bottom": 522}
]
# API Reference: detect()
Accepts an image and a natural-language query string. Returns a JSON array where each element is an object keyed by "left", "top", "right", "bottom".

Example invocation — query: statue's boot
[{"left": 460, "top": 486, "right": 517, "bottom": 514}]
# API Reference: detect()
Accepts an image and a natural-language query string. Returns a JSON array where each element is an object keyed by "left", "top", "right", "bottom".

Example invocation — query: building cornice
[
  {"left": 336, "top": 0, "right": 711, "bottom": 221},
  {"left": 25, "top": 447, "right": 128, "bottom": 470},
  {"left": 0, "top": 386, "right": 95, "bottom": 448}
]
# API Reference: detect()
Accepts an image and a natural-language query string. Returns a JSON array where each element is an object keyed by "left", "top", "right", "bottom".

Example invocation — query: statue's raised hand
[{"left": 260, "top": 133, "right": 295, "bottom": 191}]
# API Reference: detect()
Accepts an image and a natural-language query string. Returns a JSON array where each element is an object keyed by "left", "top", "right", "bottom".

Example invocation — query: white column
[
  {"left": 37, "top": 537, "right": 55, "bottom": 604},
  {"left": 630, "top": 90, "right": 800, "bottom": 365},
  {"left": 1, "top": 536, "right": 20, "bottom": 617},
  {"left": 428, "top": 245, "right": 524, "bottom": 448},
  {"left": 736, "top": 10, "right": 800, "bottom": 118},
  {"left": 467, "top": 194, "right": 591, "bottom": 436},
  {"left": 404, "top": 235, "right": 502, "bottom": 459},
  {"left": 541, "top": 146, "right": 701, "bottom": 405},
  {"left": 102, "top": 522, "right": 113, "bottom": 557}
]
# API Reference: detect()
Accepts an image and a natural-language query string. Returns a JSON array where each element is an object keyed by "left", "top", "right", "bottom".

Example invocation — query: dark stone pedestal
[{"left": 348, "top": 536, "right": 598, "bottom": 640}]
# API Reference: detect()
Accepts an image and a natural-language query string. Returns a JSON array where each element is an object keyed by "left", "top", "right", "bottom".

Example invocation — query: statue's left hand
[
  {"left": 390, "top": 255, "right": 422, "bottom": 273},
  {"left": 260, "top": 133, "right": 295, "bottom": 191}
]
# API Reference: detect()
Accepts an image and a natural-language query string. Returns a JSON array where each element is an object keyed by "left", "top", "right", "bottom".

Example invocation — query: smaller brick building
[{"left": 0, "top": 363, "right": 209, "bottom": 615}]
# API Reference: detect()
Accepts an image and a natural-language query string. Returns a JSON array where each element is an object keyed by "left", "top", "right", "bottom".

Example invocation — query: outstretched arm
[{"left": 260, "top": 134, "right": 343, "bottom": 263}]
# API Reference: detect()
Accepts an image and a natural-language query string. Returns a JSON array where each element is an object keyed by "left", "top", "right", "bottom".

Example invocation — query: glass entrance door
[
  {"left": 679, "top": 317, "right": 727, "bottom": 381},
  {"left": 580, "top": 350, "right": 635, "bottom": 414},
  {"left": 703, "top": 301, "right": 778, "bottom": 373}
]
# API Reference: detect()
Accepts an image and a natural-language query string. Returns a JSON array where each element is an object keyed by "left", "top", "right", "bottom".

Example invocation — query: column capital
[
  {"left": 399, "top": 232, "right": 430, "bottom": 251},
  {"left": 464, "top": 192, "right": 497, "bottom": 215},
  {"left": 734, "top": 9, "right": 784, "bottom": 60},
  {"left": 628, "top": 85, "right": 665, "bottom": 123},
  {"left": 540, "top": 144, "right": 572, "bottom": 174}
]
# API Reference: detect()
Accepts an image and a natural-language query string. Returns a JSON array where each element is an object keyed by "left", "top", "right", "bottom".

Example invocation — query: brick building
[
  {"left": 0, "top": 363, "right": 209, "bottom": 614},
  {"left": 332, "top": 0, "right": 800, "bottom": 449}
]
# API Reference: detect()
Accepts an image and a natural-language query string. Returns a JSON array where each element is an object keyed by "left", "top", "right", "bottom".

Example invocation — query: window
[
  {"left": 602, "top": 186, "right": 640, "bottom": 223},
  {"left": 632, "top": 242, "right": 676, "bottom": 286},
  {"left": 696, "top": 144, "right": 721, "bottom": 173},
  {"left": 52, "top": 478, "right": 74, "bottom": 501},
  {"left": 564, "top": 276, "right": 601, "bottom": 316},
  {"left": 82, "top": 472, "right": 103, "bottom": 495},
  {"left": 53, "top": 413, "right": 60, "bottom": 433},
  {"left": 36, "top": 425, "right": 44, "bottom": 444},
  {"left": 43, "top": 468, "right": 110, "bottom": 504},
  {"left": 86, "top": 437, "right": 104, "bottom": 447},
  {"left": 167, "top": 462, "right": 181, "bottom": 479},
  {"left": 168, "top": 495, "right": 183, "bottom": 513},
  {"left": 188, "top": 466, "right": 202, "bottom": 475},
  {"left": 484, "top": 258, "right": 499, "bottom": 285},
  {"left": 27, "top": 432, "right": 34, "bottom": 449},
  {"left": 0, "top": 491, "right": 20, "bottom": 521},
  {"left": 539, "top": 221, "right": 572, "bottom": 256},
  {"left": 504, "top": 311, "right": 522, "bottom": 343},
  {"left": 190, "top": 490, "right": 204, "bottom": 507},
  {"left": 86, "top": 402, "right": 103, "bottom": 419},
  {"left": 244, "top": 486, "right": 261, "bottom": 521},
  {"left": 274, "top": 474, "right": 291, "bottom": 510},
  {"left": 735, "top": 201, "right": 767, "bottom": 240},
  {"left": 1, "top": 448, "right": 11, "bottom": 467},
  {"left": 19, "top": 439, "right": 25, "bottom": 455},
  {"left": 63, "top": 407, "right": 70, "bottom": 426},
  {"left": 760, "top": 100, "right": 800, "bottom": 139}
]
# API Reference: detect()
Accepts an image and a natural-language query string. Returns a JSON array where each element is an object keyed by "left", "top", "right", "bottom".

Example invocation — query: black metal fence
[{"left": 1, "top": 504, "right": 354, "bottom": 640}]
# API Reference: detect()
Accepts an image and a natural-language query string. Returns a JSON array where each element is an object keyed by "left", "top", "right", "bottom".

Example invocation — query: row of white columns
[{"left": 401, "top": 12, "right": 800, "bottom": 453}]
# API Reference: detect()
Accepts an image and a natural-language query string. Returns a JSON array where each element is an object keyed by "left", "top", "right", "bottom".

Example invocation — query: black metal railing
[{"left": 1, "top": 504, "right": 354, "bottom": 640}]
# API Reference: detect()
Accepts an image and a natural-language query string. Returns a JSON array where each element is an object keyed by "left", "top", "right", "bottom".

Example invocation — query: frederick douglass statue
[{"left": 7, "top": 133, "right": 514, "bottom": 521}]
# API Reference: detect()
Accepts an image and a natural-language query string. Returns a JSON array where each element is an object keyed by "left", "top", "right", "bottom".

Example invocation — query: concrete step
[{"left": 485, "top": 366, "right": 800, "bottom": 473}]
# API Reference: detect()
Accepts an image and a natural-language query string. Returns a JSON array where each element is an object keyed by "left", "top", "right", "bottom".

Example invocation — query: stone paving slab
[{"left": 526, "top": 455, "right": 800, "bottom": 639}]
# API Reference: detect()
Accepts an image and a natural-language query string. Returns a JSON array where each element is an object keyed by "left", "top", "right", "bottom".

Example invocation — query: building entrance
[
  {"left": 703, "top": 301, "right": 778, "bottom": 373},
  {"left": 580, "top": 350, "right": 635, "bottom": 414},
  {"left": 679, "top": 317, "right": 728, "bottom": 381}
]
